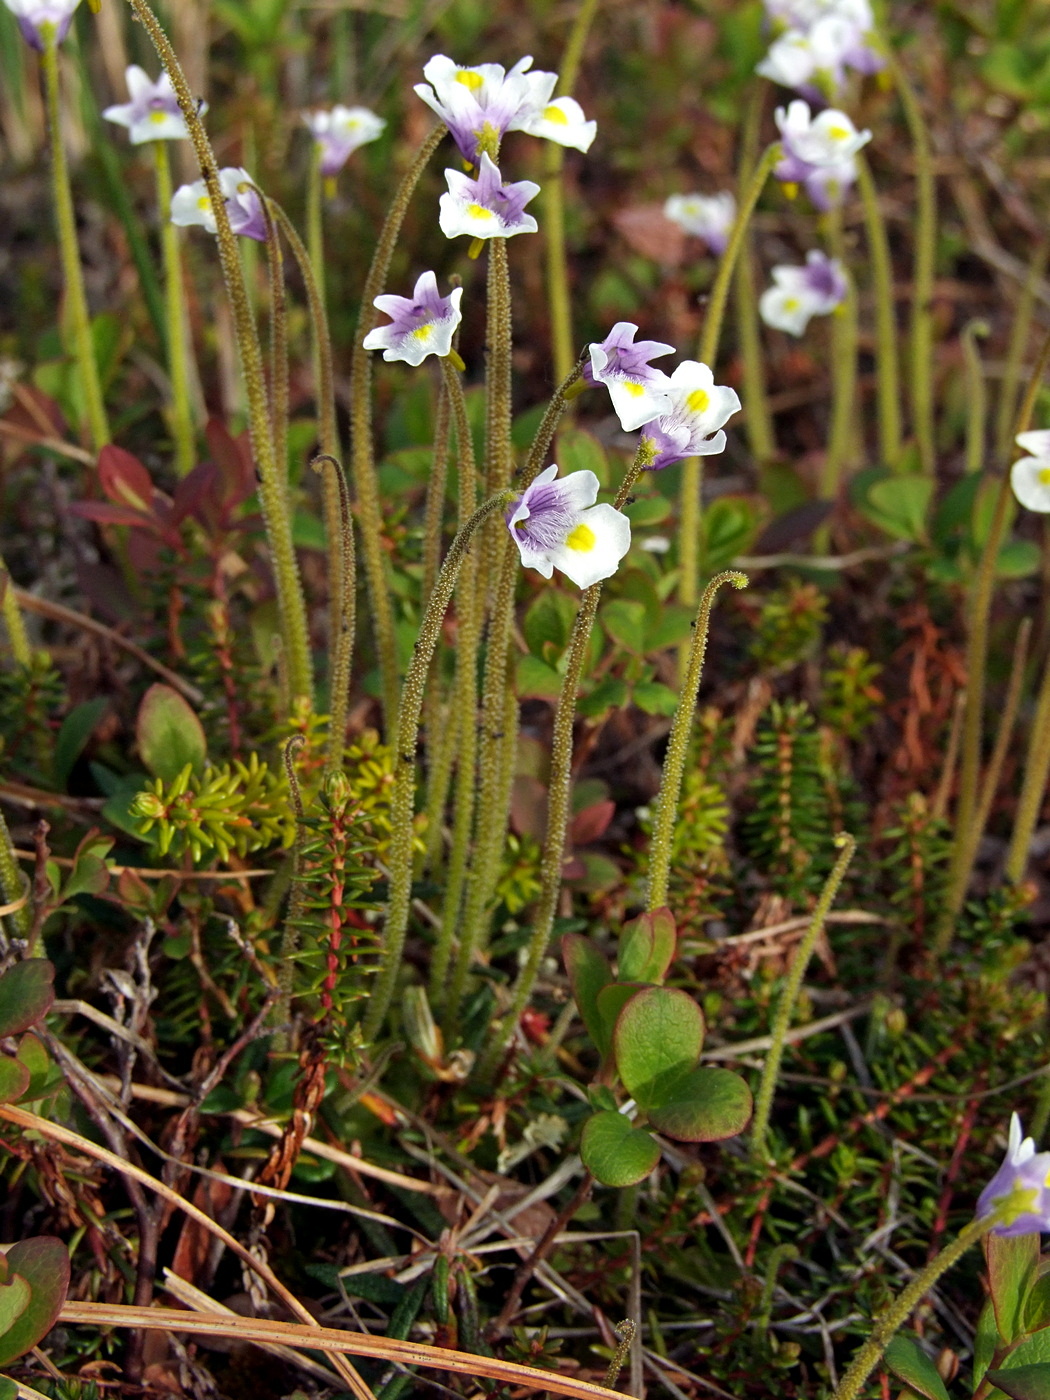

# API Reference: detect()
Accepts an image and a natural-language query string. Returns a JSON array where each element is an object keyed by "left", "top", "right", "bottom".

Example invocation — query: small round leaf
[
  {"left": 580, "top": 1111, "right": 660, "bottom": 1187},
  {"left": 0, "top": 961, "right": 54, "bottom": 1038},
  {"left": 647, "top": 1066, "right": 753, "bottom": 1143},
  {"left": 613, "top": 986, "right": 704, "bottom": 1109}
]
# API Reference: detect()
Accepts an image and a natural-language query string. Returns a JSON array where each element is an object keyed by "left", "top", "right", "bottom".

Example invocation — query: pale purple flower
[
  {"left": 587, "top": 322, "right": 675, "bottom": 432},
  {"left": 977, "top": 1114, "right": 1050, "bottom": 1237},
  {"left": 438, "top": 152, "right": 539, "bottom": 241},
  {"left": 759, "top": 251, "right": 847, "bottom": 335},
  {"left": 758, "top": 2, "right": 881, "bottom": 93},
  {"left": 774, "top": 101, "right": 869, "bottom": 207},
  {"left": 103, "top": 65, "right": 196, "bottom": 145},
  {"left": 303, "top": 105, "right": 385, "bottom": 178},
  {"left": 4, "top": 0, "right": 80, "bottom": 49},
  {"left": 170, "top": 167, "right": 267, "bottom": 243},
  {"left": 1010, "top": 431, "right": 1050, "bottom": 514},
  {"left": 638, "top": 361, "right": 741, "bottom": 471},
  {"left": 506, "top": 465, "right": 631, "bottom": 589},
  {"left": 415, "top": 54, "right": 553, "bottom": 164},
  {"left": 663, "top": 192, "right": 736, "bottom": 255},
  {"left": 362, "top": 272, "right": 464, "bottom": 367}
]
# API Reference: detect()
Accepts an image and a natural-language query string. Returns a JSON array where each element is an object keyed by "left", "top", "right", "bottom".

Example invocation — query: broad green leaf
[
  {"left": 136, "top": 684, "right": 206, "bottom": 783},
  {"left": 15, "top": 1035, "right": 51, "bottom": 1101},
  {"left": 0, "top": 1375, "right": 18, "bottom": 1400},
  {"left": 647, "top": 1066, "right": 753, "bottom": 1143},
  {"left": 997, "top": 540, "right": 1041, "bottom": 579},
  {"left": 883, "top": 1336, "right": 951, "bottom": 1400},
  {"left": 516, "top": 654, "right": 563, "bottom": 699},
  {"left": 975, "top": 1298, "right": 1000, "bottom": 1389},
  {"left": 632, "top": 681, "right": 679, "bottom": 716},
  {"left": 863, "top": 475, "right": 934, "bottom": 543},
  {"left": 987, "top": 1231, "right": 1040, "bottom": 1344},
  {"left": 580, "top": 1111, "right": 660, "bottom": 1187},
  {"left": 576, "top": 677, "right": 629, "bottom": 719},
  {"left": 555, "top": 427, "right": 609, "bottom": 488},
  {"left": 601, "top": 599, "right": 648, "bottom": 655},
  {"left": 618, "top": 908, "right": 677, "bottom": 985},
  {"left": 624, "top": 495, "right": 672, "bottom": 527},
  {"left": 0, "top": 1237, "right": 70, "bottom": 1367},
  {"left": 53, "top": 697, "right": 107, "bottom": 791},
  {"left": 613, "top": 986, "right": 704, "bottom": 1109},
  {"left": 0, "top": 1275, "right": 30, "bottom": 1336},
  {"left": 998, "top": 1327, "right": 1050, "bottom": 1370},
  {"left": 988, "top": 1367, "right": 1050, "bottom": 1400},
  {"left": 562, "top": 934, "right": 613, "bottom": 1057},
  {"left": 523, "top": 590, "right": 577, "bottom": 659},
  {"left": 701, "top": 495, "right": 761, "bottom": 572},
  {"left": 597, "top": 983, "right": 643, "bottom": 1056},
  {"left": 0, "top": 1058, "right": 30, "bottom": 1106},
  {"left": 1026, "top": 1273, "right": 1050, "bottom": 1333},
  {"left": 0, "top": 961, "right": 55, "bottom": 1037},
  {"left": 644, "top": 605, "right": 694, "bottom": 651},
  {"left": 61, "top": 836, "right": 114, "bottom": 902}
]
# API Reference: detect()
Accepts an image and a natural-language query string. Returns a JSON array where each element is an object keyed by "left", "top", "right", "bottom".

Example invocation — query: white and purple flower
[
  {"left": 362, "top": 272, "right": 464, "bottom": 367},
  {"left": 102, "top": 65, "right": 196, "bottom": 144},
  {"left": 759, "top": 250, "right": 847, "bottom": 336},
  {"left": 758, "top": 0, "right": 882, "bottom": 94},
  {"left": 415, "top": 54, "right": 596, "bottom": 164},
  {"left": 170, "top": 167, "right": 267, "bottom": 243},
  {"left": 506, "top": 465, "right": 631, "bottom": 589},
  {"left": 438, "top": 152, "right": 540, "bottom": 241},
  {"left": 587, "top": 322, "right": 675, "bottom": 432},
  {"left": 638, "top": 361, "right": 741, "bottom": 471},
  {"left": 4, "top": 0, "right": 80, "bottom": 49},
  {"left": 774, "top": 100, "right": 870, "bottom": 209},
  {"left": 977, "top": 1114, "right": 1050, "bottom": 1237},
  {"left": 303, "top": 104, "right": 385, "bottom": 178},
  {"left": 1010, "top": 431, "right": 1050, "bottom": 514},
  {"left": 663, "top": 192, "right": 736, "bottom": 255}
]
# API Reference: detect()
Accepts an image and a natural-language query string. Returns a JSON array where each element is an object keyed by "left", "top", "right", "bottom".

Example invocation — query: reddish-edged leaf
[
  {"left": 0, "top": 1238, "right": 70, "bottom": 1367},
  {"left": 580, "top": 1111, "right": 660, "bottom": 1187},
  {"left": 647, "top": 1066, "right": 753, "bottom": 1142},
  {"left": 883, "top": 1336, "right": 951, "bottom": 1400},
  {"left": 97, "top": 445, "right": 154, "bottom": 511},
  {"left": 0, "top": 960, "right": 55, "bottom": 1037},
  {"left": 0, "top": 1058, "right": 30, "bottom": 1105},
  {"left": 988, "top": 1368, "right": 1050, "bottom": 1400},
  {"left": 570, "top": 800, "right": 615, "bottom": 846},
  {"left": 70, "top": 501, "right": 158, "bottom": 531},
  {"left": 618, "top": 908, "right": 677, "bottom": 984},
  {"left": 205, "top": 419, "right": 256, "bottom": 508},
  {"left": 0, "top": 1275, "right": 30, "bottom": 1335},
  {"left": 613, "top": 986, "right": 704, "bottom": 1109},
  {"left": 562, "top": 934, "right": 613, "bottom": 1057},
  {"left": 987, "top": 1231, "right": 1040, "bottom": 1345}
]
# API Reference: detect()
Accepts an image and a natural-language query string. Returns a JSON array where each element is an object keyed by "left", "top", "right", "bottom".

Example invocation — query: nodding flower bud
[{"left": 4, "top": 0, "right": 81, "bottom": 50}]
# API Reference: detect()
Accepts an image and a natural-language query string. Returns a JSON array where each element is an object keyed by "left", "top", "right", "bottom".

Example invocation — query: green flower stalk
[
  {"left": 350, "top": 123, "right": 447, "bottom": 734},
  {"left": 733, "top": 85, "right": 776, "bottom": 464},
  {"left": 679, "top": 143, "right": 780, "bottom": 613},
  {"left": 41, "top": 27, "right": 109, "bottom": 451},
  {"left": 476, "top": 449, "right": 647, "bottom": 1079},
  {"left": 996, "top": 243, "right": 1048, "bottom": 464},
  {"left": 153, "top": 140, "right": 196, "bottom": 475},
  {"left": 819, "top": 210, "right": 858, "bottom": 542},
  {"left": 856, "top": 153, "right": 902, "bottom": 466},
  {"left": 124, "top": 0, "right": 313, "bottom": 706},
  {"left": 1005, "top": 639, "right": 1050, "bottom": 885},
  {"left": 935, "top": 325, "right": 1050, "bottom": 956},
  {"left": 884, "top": 46, "right": 937, "bottom": 475},
  {"left": 361, "top": 490, "right": 514, "bottom": 1044},
  {"left": 749, "top": 832, "right": 856, "bottom": 1163},
  {"left": 961, "top": 319, "right": 990, "bottom": 476},
  {"left": 647, "top": 570, "right": 748, "bottom": 912}
]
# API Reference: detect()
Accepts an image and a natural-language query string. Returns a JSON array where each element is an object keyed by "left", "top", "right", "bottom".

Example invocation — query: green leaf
[
  {"left": 576, "top": 677, "right": 629, "bottom": 719},
  {"left": 523, "top": 590, "right": 577, "bottom": 659},
  {"left": 987, "top": 1232, "right": 1040, "bottom": 1344},
  {"left": 618, "top": 908, "right": 677, "bottom": 985},
  {"left": 701, "top": 495, "right": 761, "bottom": 572},
  {"left": 596, "top": 983, "right": 643, "bottom": 1055},
  {"left": 647, "top": 1066, "right": 753, "bottom": 1142},
  {"left": 515, "top": 654, "right": 563, "bottom": 699},
  {"left": 0, "top": 1275, "right": 30, "bottom": 1337},
  {"left": 61, "top": 836, "right": 114, "bottom": 902},
  {"left": 136, "top": 684, "right": 206, "bottom": 783},
  {"left": 601, "top": 599, "right": 648, "bottom": 654},
  {"left": 562, "top": 934, "right": 614, "bottom": 1057},
  {"left": 53, "top": 697, "right": 107, "bottom": 791},
  {"left": 0, "top": 1058, "right": 30, "bottom": 1106},
  {"left": 862, "top": 475, "right": 934, "bottom": 543},
  {"left": 644, "top": 604, "right": 694, "bottom": 651},
  {"left": 613, "top": 986, "right": 704, "bottom": 1109},
  {"left": 15, "top": 1035, "right": 52, "bottom": 1102},
  {"left": 0, "top": 1237, "right": 70, "bottom": 1367},
  {"left": 580, "top": 1111, "right": 660, "bottom": 1187},
  {"left": 998, "top": 1326, "right": 1050, "bottom": 1370},
  {"left": 997, "top": 540, "right": 1041, "bottom": 579},
  {"left": 988, "top": 1367, "right": 1050, "bottom": 1400},
  {"left": 883, "top": 1336, "right": 951, "bottom": 1400},
  {"left": 1025, "top": 1273, "right": 1050, "bottom": 1333},
  {"left": 0, "top": 1375, "right": 18, "bottom": 1400},
  {"left": 555, "top": 427, "right": 609, "bottom": 488},
  {"left": 0, "top": 961, "right": 55, "bottom": 1037},
  {"left": 975, "top": 1298, "right": 1000, "bottom": 1390},
  {"left": 624, "top": 495, "right": 672, "bottom": 527},
  {"left": 632, "top": 680, "right": 679, "bottom": 715}
]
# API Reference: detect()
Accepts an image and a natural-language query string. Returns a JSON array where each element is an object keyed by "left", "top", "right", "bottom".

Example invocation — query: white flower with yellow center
[
  {"left": 505, "top": 465, "right": 631, "bottom": 589},
  {"left": 759, "top": 251, "right": 847, "bottom": 336},
  {"left": 362, "top": 271, "right": 464, "bottom": 367},
  {"left": 1010, "top": 431, "right": 1050, "bottom": 513},
  {"left": 639, "top": 361, "right": 742, "bottom": 470},
  {"left": 521, "top": 96, "right": 596, "bottom": 152},
  {"left": 663, "top": 192, "right": 736, "bottom": 254},
  {"left": 438, "top": 152, "right": 540, "bottom": 241},
  {"left": 587, "top": 322, "right": 675, "bottom": 432},
  {"left": 103, "top": 65, "right": 197, "bottom": 144},
  {"left": 775, "top": 99, "right": 870, "bottom": 165}
]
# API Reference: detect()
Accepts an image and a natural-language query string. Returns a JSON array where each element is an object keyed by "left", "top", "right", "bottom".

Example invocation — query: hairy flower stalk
[
  {"left": 476, "top": 448, "right": 647, "bottom": 1079},
  {"left": 647, "top": 570, "right": 748, "bottom": 911},
  {"left": 362, "top": 491, "right": 513, "bottom": 1043},
  {"left": 124, "top": 0, "right": 313, "bottom": 704},
  {"left": 855, "top": 152, "right": 902, "bottom": 466},
  {"left": 41, "top": 29, "right": 110, "bottom": 451},
  {"left": 267, "top": 201, "right": 350, "bottom": 766},
  {"left": 680, "top": 142, "right": 780, "bottom": 614},
  {"left": 348, "top": 127, "right": 446, "bottom": 734},
  {"left": 935, "top": 326, "right": 1050, "bottom": 953},
  {"left": 750, "top": 832, "right": 856, "bottom": 1162},
  {"left": 431, "top": 361, "right": 481, "bottom": 1001},
  {"left": 256, "top": 192, "right": 289, "bottom": 523},
  {"left": 153, "top": 141, "right": 196, "bottom": 475}
]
